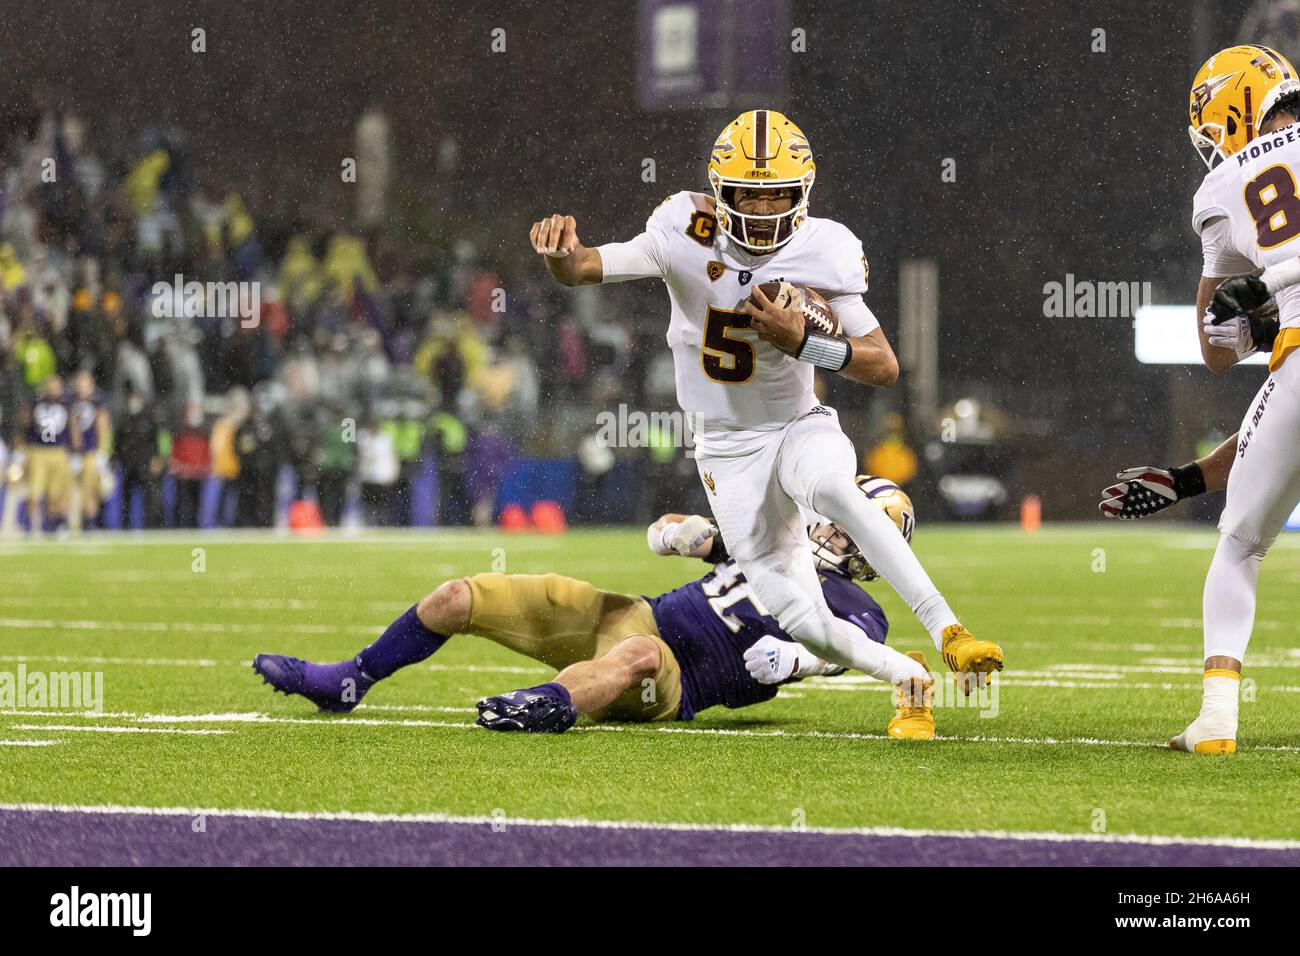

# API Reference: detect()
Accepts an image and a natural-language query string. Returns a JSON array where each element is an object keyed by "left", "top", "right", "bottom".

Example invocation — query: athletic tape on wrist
[
  {"left": 648, "top": 522, "right": 678, "bottom": 555},
  {"left": 797, "top": 333, "right": 852, "bottom": 371}
]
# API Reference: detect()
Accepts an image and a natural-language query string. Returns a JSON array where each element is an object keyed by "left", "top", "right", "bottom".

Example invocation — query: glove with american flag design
[{"left": 1099, "top": 463, "right": 1206, "bottom": 519}]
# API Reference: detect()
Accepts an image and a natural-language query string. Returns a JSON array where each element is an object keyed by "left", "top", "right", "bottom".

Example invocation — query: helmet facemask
[
  {"left": 1187, "top": 121, "right": 1229, "bottom": 170},
  {"left": 710, "top": 176, "right": 814, "bottom": 254},
  {"left": 807, "top": 522, "right": 875, "bottom": 581}
]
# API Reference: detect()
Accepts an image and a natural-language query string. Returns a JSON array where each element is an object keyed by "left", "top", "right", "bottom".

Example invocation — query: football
[{"left": 754, "top": 280, "right": 842, "bottom": 353}]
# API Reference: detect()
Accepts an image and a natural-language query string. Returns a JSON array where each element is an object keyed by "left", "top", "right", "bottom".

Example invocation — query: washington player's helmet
[{"left": 808, "top": 476, "right": 916, "bottom": 582}]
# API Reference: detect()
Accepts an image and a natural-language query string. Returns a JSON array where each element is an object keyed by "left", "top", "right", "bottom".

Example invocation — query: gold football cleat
[
  {"left": 887, "top": 651, "right": 935, "bottom": 740},
  {"left": 1169, "top": 715, "right": 1238, "bottom": 755},
  {"left": 941, "top": 624, "right": 1004, "bottom": 697}
]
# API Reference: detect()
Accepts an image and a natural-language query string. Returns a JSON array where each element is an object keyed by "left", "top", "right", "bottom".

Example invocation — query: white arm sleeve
[
  {"left": 1200, "top": 216, "right": 1256, "bottom": 278},
  {"left": 596, "top": 230, "right": 668, "bottom": 283},
  {"left": 828, "top": 294, "right": 880, "bottom": 337}
]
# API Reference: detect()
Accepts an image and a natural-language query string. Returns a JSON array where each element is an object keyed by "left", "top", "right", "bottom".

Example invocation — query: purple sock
[
  {"left": 356, "top": 605, "right": 447, "bottom": 681},
  {"left": 529, "top": 682, "right": 572, "bottom": 705}
]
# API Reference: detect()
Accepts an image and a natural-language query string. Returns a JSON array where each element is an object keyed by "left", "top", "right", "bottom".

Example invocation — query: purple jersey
[
  {"left": 72, "top": 393, "right": 105, "bottom": 452},
  {"left": 27, "top": 399, "right": 72, "bottom": 448},
  {"left": 647, "top": 559, "right": 888, "bottom": 720}
]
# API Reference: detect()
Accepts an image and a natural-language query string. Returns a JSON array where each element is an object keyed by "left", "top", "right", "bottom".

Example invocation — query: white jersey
[
  {"left": 1193, "top": 123, "right": 1300, "bottom": 332},
  {"left": 597, "top": 191, "right": 877, "bottom": 452}
]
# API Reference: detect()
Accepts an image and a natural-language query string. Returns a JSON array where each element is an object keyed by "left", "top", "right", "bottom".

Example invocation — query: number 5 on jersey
[{"left": 701, "top": 306, "right": 755, "bottom": 383}]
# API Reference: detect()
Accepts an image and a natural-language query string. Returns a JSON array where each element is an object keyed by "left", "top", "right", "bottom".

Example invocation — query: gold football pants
[{"left": 464, "top": 572, "right": 682, "bottom": 722}]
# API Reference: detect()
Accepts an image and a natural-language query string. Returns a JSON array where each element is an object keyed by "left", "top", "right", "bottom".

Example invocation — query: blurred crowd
[{"left": 0, "top": 104, "right": 698, "bottom": 534}]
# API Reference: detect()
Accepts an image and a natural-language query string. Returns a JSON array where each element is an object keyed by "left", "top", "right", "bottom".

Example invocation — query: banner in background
[{"left": 638, "top": 0, "right": 789, "bottom": 110}]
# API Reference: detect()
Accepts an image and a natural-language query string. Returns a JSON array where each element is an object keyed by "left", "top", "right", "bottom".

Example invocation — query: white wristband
[
  {"left": 797, "top": 333, "right": 852, "bottom": 371},
  {"left": 648, "top": 522, "right": 679, "bottom": 556},
  {"left": 1261, "top": 257, "right": 1300, "bottom": 294}
]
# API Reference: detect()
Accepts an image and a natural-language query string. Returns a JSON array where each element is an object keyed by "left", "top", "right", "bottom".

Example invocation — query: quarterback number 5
[
  {"left": 1245, "top": 164, "right": 1300, "bottom": 248},
  {"left": 701, "top": 306, "right": 755, "bottom": 383}
]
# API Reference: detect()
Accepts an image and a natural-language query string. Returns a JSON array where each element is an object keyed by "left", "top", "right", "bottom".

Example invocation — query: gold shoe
[
  {"left": 887, "top": 651, "right": 935, "bottom": 740},
  {"left": 940, "top": 624, "right": 1004, "bottom": 696},
  {"left": 1169, "top": 715, "right": 1238, "bottom": 755}
]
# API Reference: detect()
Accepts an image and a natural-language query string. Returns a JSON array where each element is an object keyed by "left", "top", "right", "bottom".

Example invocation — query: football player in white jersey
[
  {"left": 1176, "top": 44, "right": 1300, "bottom": 753},
  {"left": 528, "top": 109, "right": 1002, "bottom": 733}
]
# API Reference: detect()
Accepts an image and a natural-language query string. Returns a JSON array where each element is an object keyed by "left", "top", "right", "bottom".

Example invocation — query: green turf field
[{"left": 1, "top": 525, "right": 1297, "bottom": 841}]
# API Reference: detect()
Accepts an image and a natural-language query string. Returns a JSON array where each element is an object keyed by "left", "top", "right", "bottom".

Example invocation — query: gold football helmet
[
  {"left": 808, "top": 476, "right": 916, "bottom": 582},
  {"left": 707, "top": 109, "right": 816, "bottom": 253},
  {"left": 1189, "top": 44, "right": 1300, "bottom": 168}
]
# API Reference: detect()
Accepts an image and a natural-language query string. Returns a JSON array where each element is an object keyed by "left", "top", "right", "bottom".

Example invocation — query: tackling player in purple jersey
[
  {"left": 645, "top": 519, "right": 886, "bottom": 719},
  {"left": 253, "top": 476, "right": 938, "bottom": 739}
]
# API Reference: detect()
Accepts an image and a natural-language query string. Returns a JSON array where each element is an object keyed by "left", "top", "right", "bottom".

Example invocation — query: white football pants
[
  {"left": 694, "top": 407, "right": 953, "bottom": 680},
  {"left": 1206, "top": 352, "right": 1300, "bottom": 662}
]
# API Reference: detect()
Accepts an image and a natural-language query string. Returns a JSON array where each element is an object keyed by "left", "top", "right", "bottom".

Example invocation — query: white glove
[
  {"left": 68, "top": 454, "right": 84, "bottom": 476},
  {"left": 1203, "top": 309, "right": 1257, "bottom": 358},
  {"left": 649, "top": 514, "right": 717, "bottom": 556},
  {"left": 667, "top": 514, "right": 716, "bottom": 556},
  {"left": 744, "top": 636, "right": 799, "bottom": 685}
]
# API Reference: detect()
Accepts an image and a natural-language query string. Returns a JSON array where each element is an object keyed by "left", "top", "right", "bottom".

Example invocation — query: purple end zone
[{"left": 2, "top": 810, "right": 1297, "bottom": 866}]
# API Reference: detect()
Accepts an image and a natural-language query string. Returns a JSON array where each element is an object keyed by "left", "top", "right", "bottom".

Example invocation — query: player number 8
[{"left": 1245, "top": 163, "right": 1300, "bottom": 248}]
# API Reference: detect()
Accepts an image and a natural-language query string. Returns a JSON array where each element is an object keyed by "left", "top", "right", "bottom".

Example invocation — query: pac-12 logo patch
[
  {"left": 738, "top": 270, "right": 753, "bottom": 286},
  {"left": 706, "top": 260, "right": 725, "bottom": 281}
]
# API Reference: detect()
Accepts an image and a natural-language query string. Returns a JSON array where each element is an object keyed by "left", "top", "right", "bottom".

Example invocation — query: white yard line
[
  {"left": 355, "top": 703, "right": 477, "bottom": 714},
  {"left": 9, "top": 724, "right": 228, "bottom": 735},
  {"left": 0, "top": 654, "right": 549, "bottom": 674},
  {"left": 426, "top": 663, "right": 549, "bottom": 674},
  {"left": 0, "top": 657, "right": 1183, "bottom": 679},
  {"left": 1012, "top": 641, "right": 1195, "bottom": 653},
  {"left": 1021, "top": 615, "right": 1283, "bottom": 631},
  {"left": 0, "top": 618, "right": 377, "bottom": 637},
  {"left": 0, "top": 739, "right": 62, "bottom": 746},
  {"left": 1052, "top": 660, "right": 1300, "bottom": 672},
  {"left": 0, "top": 800, "right": 1296, "bottom": 851},
  {"left": 0, "top": 654, "right": 225, "bottom": 667},
  {"left": 2, "top": 709, "right": 1297, "bottom": 752},
  {"left": 801, "top": 680, "right": 1198, "bottom": 692},
  {"left": 0, "top": 530, "right": 571, "bottom": 549},
  {"left": 4, "top": 653, "right": 1298, "bottom": 695}
]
